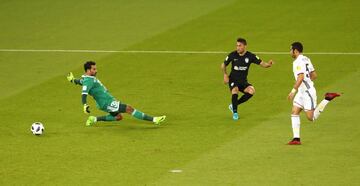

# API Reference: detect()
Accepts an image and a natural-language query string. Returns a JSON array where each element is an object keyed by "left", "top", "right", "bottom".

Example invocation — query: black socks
[
  {"left": 238, "top": 93, "right": 253, "bottom": 105},
  {"left": 232, "top": 94, "right": 238, "bottom": 113},
  {"left": 232, "top": 93, "right": 254, "bottom": 113}
]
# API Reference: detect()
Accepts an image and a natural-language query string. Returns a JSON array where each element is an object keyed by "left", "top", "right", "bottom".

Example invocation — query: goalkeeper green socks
[
  {"left": 96, "top": 110, "right": 153, "bottom": 122},
  {"left": 131, "top": 109, "right": 153, "bottom": 121},
  {"left": 97, "top": 115, "right": 116, "bottom": 121}
]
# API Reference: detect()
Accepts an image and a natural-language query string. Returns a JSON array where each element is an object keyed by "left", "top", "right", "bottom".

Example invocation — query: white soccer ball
[{"left": 31, "top": 122, "right": 45, "bottom": 135}]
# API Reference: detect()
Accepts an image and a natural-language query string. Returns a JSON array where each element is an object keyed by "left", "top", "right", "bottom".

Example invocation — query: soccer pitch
[{"left": 1, "top": 0, "right": 359, "bottom": 185}]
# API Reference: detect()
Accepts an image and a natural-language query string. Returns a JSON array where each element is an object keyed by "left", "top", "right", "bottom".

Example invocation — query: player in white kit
[{"left": 287, "top": 42, "right": 341, "bottom": 145}]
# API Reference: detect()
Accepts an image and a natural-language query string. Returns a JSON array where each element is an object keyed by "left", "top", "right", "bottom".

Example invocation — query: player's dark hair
[
  {"left": 84, "top": 61, "right": 96, "bottom": 72},
  {"left": 237, "top": 38, "right": 247, "bottom": 45},
  {"left": 291, "top": 42, "right": 303, "bottom": 53}
]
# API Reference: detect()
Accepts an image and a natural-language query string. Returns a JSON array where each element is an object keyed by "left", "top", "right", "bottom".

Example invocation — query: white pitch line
[
  {"left": 169, "top": 169, "right": 183, "bottom": 173},
  {"left": 0, "top": 49, "right": 360, "bottom": 55}
]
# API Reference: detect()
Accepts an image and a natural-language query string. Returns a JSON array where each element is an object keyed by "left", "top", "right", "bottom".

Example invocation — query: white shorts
[
  {"left": 293, "top": 88, "right": 317, "bottom": 111},
  {"left": 106, "top": 101, "right": 120, "bottom": 112}
]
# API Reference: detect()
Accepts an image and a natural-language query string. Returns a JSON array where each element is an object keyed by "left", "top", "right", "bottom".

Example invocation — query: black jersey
[{"left": 224, "top": 51, "right": 262, "bottom": 82}]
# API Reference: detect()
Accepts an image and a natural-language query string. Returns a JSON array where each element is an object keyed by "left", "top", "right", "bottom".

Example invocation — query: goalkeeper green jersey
[{"left": 81, "top": 75, "right": 115, "bottom": 111}]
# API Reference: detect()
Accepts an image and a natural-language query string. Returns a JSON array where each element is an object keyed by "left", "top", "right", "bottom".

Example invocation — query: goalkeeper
[{"left": 67, "top": 61, "right": 166, "bottom": 126}]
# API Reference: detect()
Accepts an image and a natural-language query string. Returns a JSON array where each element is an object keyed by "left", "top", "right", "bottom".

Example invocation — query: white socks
[
  {"left": 291, "top": 99, "right": 330, "bottom": 139},
  {"left": 291, "top": 115, "right": 300, "bottom": 138},
  {"left": 313, "top": 99, "right": 329, "bottom": 120}
]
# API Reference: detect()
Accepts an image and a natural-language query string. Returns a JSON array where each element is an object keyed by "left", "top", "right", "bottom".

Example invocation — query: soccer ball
[{"left": 31, "top": 122, "right": 45, "bottom": 135}]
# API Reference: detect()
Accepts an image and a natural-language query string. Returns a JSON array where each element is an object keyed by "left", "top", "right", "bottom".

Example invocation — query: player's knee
[
  {"left": 126, "top": 105, "right": 134, "bottom": 114},
  {"left": 291, "top": 108, "right": 300, "bottom": 115},
  {"left": 231, "top": 88, "right": 239, "bottom": 94},
  {"left": 306, "top": 113, "right": 314, "bottom": 121},
  {"left": 246, "top": 87, "right": 255, "bottom": 95},
  {"left": 306, "top": 116, "right": 314, "bottom": 121},
  {"left": 115, "top": 114, "right": 123, "bottom": 121},
  {"left": 249, "top": 88, "right": 255, "bottom": 95}
]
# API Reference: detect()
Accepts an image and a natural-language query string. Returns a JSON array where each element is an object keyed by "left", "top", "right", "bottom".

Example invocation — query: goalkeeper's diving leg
[{"left": 86, "top": 105, "right": 166, "bottom": 126}]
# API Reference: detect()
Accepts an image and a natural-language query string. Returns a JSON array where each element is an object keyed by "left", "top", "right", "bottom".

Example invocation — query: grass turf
[{"left": 0, "top": 0, "right": 359, "bottom": 185}]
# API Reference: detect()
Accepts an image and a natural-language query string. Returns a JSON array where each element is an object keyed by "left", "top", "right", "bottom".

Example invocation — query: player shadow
[{"left": 93, "top": 123, "right": 163, "bottom": 130}]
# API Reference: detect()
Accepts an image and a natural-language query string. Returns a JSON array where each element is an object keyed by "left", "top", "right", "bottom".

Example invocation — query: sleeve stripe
[{"left": 82, "top": 92, "right": 88, "bottom": 95}]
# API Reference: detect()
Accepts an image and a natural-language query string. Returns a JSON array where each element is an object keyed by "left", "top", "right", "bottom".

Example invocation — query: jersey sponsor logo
[
  {"left": 296, "top": 66, "right": 301, "bottom": 71},
  {"left": 234, "top": 58, "right": 238, "bottom": 61},
  {"left": 245, "top": 58, "right": 249, "bottom": 63},
  {"left": 234, "top": 66, "right": 248, "bottom": 71}
]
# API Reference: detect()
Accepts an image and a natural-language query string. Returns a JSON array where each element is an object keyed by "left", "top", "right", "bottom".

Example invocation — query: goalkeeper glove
[
  {"left": 67, "top": 72, "right": 75, "bottom": 83},
  {"left": 83, "top": 104, "right": 90, "bottom": 114}
]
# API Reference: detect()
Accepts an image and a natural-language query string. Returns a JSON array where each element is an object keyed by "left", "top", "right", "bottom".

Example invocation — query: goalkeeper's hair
[
  {"left": 237, "top": 38, "right": 247, "bottom": 45},
  {"left": 84, "top": 61, "right": 96, "bottom": 72},
  {"left": 291, "top": 42, "right": 303, "bottom": 53}
]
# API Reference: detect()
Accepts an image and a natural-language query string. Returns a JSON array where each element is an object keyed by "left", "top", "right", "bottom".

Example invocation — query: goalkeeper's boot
[
  {"left": 232, "top": 113, "right": 239, "bottom": 120},
  {"left": 153, "top": 116, "right": 166, "bottom": 125},
  {"left": 86, "top": 116, "right": 97, "bottom": 126},
  {"left": 325, "top": 92, "right": 341, "bottom": 101},
  {"left": 288, "top": 138, "right": 301, "bottom": 145}
]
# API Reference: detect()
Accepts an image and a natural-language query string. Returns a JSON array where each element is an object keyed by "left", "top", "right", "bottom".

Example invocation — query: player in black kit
[{"left": 221, "top": 38, "right": 274, "bottom": 120}]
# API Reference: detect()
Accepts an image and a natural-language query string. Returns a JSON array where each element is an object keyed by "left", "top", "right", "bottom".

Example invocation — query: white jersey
[{"left": 293, "top": 54, "right": 315, "bottom": 92}]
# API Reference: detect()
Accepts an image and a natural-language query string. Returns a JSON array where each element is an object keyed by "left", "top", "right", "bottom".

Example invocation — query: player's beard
[{"left": 238, "top": 50, "right": 245, "bottom": 55}]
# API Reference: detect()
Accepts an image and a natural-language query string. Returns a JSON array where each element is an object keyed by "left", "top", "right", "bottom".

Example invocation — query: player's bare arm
[
  {"left": 288, "top": 73, "right": 304, "bottom": 101},
  {"left": 310, "top": 71, "right": 317, "bottom": 80},
  {"left": 259, "top": 60, "right": 274, "bottom": 68},
  {"left": 221, "top": 63, "right": 229, "bottom": 84}
]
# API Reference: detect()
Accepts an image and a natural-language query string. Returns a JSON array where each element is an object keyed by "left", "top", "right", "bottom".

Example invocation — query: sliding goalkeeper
[{"left": 66, "top": 61, "right": 166, "bottom": 126}]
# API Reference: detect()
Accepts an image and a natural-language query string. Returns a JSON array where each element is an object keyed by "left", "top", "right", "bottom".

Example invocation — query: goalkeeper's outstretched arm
[{"left": 67, "top": 72, "right": 82, "bottom": 85}]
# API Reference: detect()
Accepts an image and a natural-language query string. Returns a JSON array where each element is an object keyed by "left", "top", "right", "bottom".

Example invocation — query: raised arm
[{"left": 67, "top": 72, "right": 83, "bottom": 86}]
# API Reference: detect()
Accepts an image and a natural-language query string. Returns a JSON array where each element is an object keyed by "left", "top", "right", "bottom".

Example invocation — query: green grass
[{"left": 0, "top": 0, "right": 359, "bottom": 185}]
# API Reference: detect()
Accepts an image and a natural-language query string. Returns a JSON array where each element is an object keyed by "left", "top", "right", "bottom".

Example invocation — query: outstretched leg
[
  {"left": 125, "top": 105, "right": 153, "bottom": 121},
  {"left": 85, "top": 101, "right": 166, "bottom": 126},
  {"left": 97, "top": 114, "right": 123, "bottom": 121},
  {"left": 125, "top": 105, "right": 166, "bottom": 125},
  {"left": 312, "top": 93, "right": 341, "bottom": 120},
  {"left": 238, "top": 86, "right": 255, "bottom": 105},
  {"left": 86, "top": 114, "right": 123, "bottom": 126},
  {"left": 303, "top": 92, "right": 341, "bottom": 121}
]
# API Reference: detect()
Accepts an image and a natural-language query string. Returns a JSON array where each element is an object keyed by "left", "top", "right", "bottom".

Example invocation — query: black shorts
[{"left": 228, "top": 79, "right": 252, "bottom": 93}]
